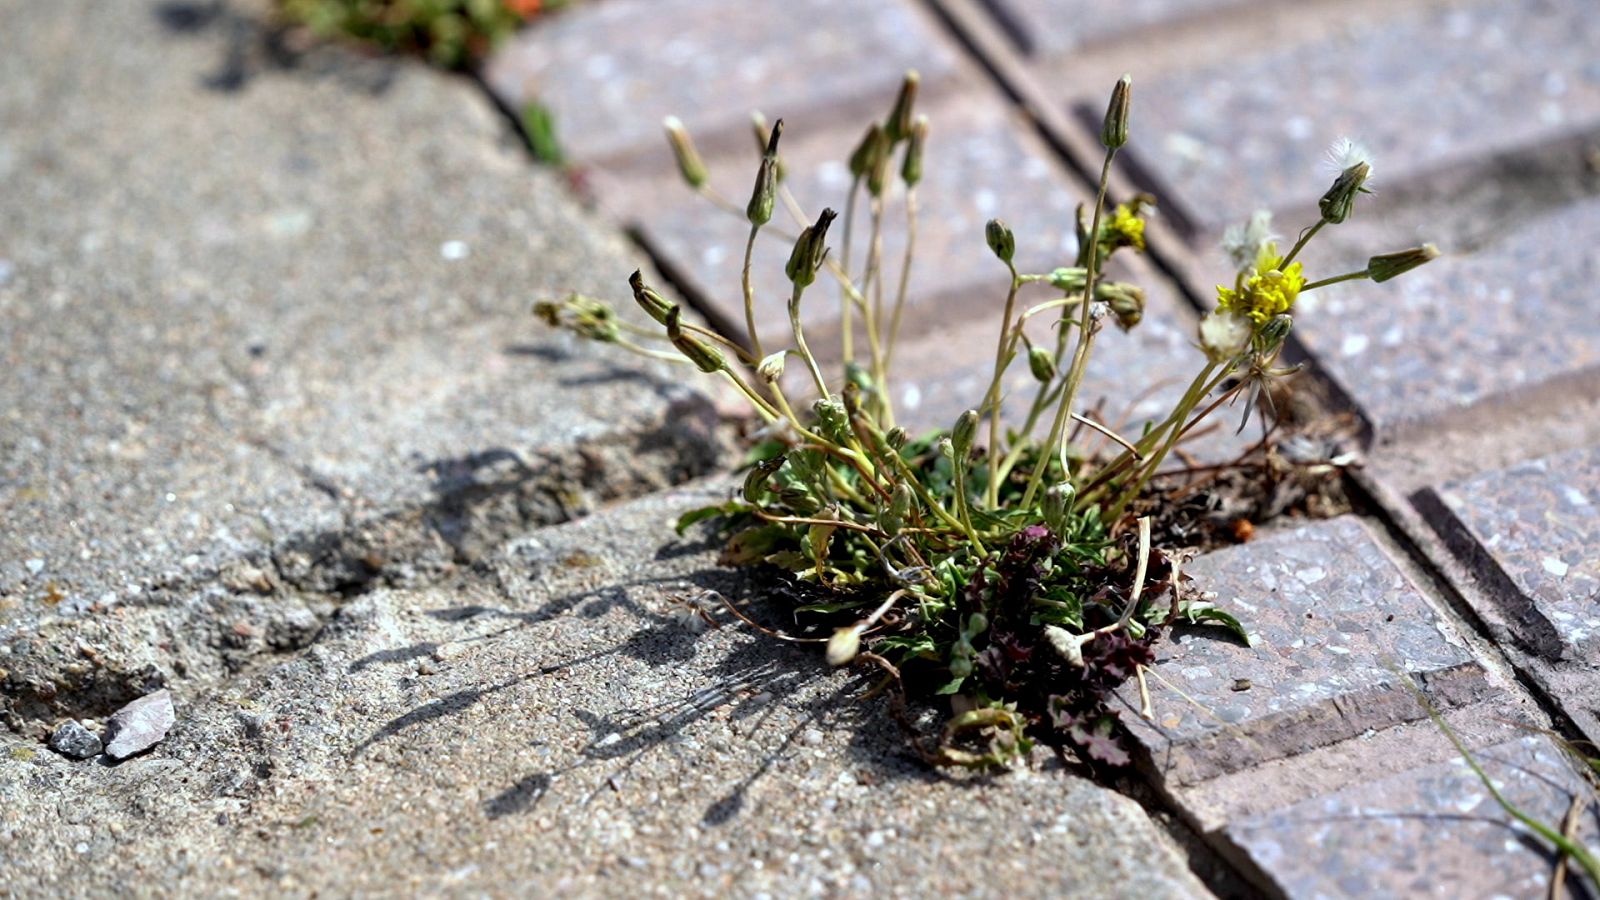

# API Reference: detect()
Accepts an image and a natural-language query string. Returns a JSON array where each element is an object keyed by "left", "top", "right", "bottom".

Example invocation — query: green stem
[
  {"left": 1301, "top": 269, "right": 1371, "bottom": 292},
  {"left": 839, "top": 177, "right": 862, "bottom": 364},
  {"left": 741, "top": 225, "right": 763, "bottom": 358},
  {"left": 1281, "top": 218, "right": 1325, "bottom": 267},
  {"left": 884, "top": 188, "right": 918, "bottom": 374},
  {"left": 982, "top": 267, "right": 1022, "bottom": 510},
  {"left": 789, "top": 284, "right": 830, "bottom": 399}
]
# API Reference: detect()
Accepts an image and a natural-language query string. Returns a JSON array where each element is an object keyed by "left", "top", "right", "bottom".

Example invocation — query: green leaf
[
  {"left": 1182, "top": 603, "right": 1251, "bottom": 645},
  {"left": 674, "top": 500, "right": 748, "bottom": 535}
]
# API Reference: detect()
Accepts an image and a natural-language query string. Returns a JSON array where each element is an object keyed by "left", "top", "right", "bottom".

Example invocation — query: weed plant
[
  {"left": 537, "top": 75, "right": 1439, "bottom": 768},
  {"left": 277, "top": 0, "right": 570, "bottom": 68}
]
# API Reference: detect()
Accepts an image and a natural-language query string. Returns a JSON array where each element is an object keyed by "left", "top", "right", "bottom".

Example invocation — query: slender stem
[
  {"left": 983, "top": 267, "right": 1022, "bottom": 510},
  {"left": 839, "top": 177, "right": 862, "bottom": 364},
  {"left": 789, "top": 284, "right": 830, "bottom": 398},
  {"left": 885, "top": 188, "right": 918, "bottom": 373},
  {"left": 1281, "top": 218, "right": 1325, "bottom": 266},
  {"left": 1022, "top": 148, "right": 1117, "bottom": 509},
  {"left": 614, "top": 337, "right": 692, "bottom": 364},
  {"left": 740, "top": 225, "right": 764, "bottom": 358},
  {"left": 1301, "top": 269, "right": 1371, "bottom": 292},
  {"left": 719, "top": 369, "right": 781, "bottom": 421},
  {"left": 1105, "top": 362, "right": 1227, "bottom": 520}
]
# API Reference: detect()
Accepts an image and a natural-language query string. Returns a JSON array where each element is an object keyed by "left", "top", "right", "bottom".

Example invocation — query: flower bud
[
  {"left": 1101, "top": 75, "right": 1131, "bottom": 150},
  {"left": 865, "top": 125, "right": 893, "bottom": 197},
  {"left": 629, "top": 269, "right": 676, "bottom": 325},
  {"left": 1097, "top": 281, "right": 1145, "bottom": 331},
  {"left": 1366, "top": 244, "right": 1439, "bottom": 283},
  {"left": 937, "top": 436, "right": 955, "bottom": 460},
  {"left": 757, "top": 350, "right": 786, "bottom": 383},
  {"left": 985, "top": 219, "right": 1016, "bottom": 265},
  {"left": 1028, "top": 346, "right": 1056, "bottom": 383},
  {"left": 666, "top": 307, "right": 726, "bottom": 373},
  {"left": 848, "top": 123, "right": 880, "bottom": 179},
  {"left": 1198, "top": 308, "right": 1252, "bottom": 364},
  {"left": 1254, "top": 313, "right": 1294, "bottom": 353},
  {"left": 1318, "top": 161, "right": 1370, "bottom": 224},
  {"left": 901, "top": 115, "right": 928, "bottom": 187},
  {"left": 750, "top": 111, "right": 787, "bottom": 182},
  {"left": 1049, "top": 267, "right": 1088, "bottom": 292},
  {"left": 879, "top": 481, "right": 914, "bottom": 534},
  {"left": 885, "top": 427, "right": 908, "bottom": 452},
  {"left": 951, "top": 409, "right": 979, "bottom": 458},
  {"left": 747, "top": 118, "right": 783, "bottom": 227},
  {"left": 742, "top": 454, "right": 785, "bottom": 504},
  {"left": 785, "top": 208, "right": 837, "bottom": 288},
  {"left": 886, "top": 70, "right": 920, "bottom": 143},
  {"left": 663, "top": 116, "right": 707, "bottom": 189},
  {"left": 812, "top": 396, "right": 851, "bottom": 444},
  {"left": 826, "top": 625, "right": 863, "bottom": 666},
  {"left": 1042, "top": 482, "right": 1075, "bottom": 533}
]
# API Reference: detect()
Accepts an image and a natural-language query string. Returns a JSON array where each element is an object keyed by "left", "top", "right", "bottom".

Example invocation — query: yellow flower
[
  {"left": 1106, "top": 203, "right": 1146, "bottom": 251},
  {"left": 1215, "top": 242, "right": 1304, "bottom": 324}
]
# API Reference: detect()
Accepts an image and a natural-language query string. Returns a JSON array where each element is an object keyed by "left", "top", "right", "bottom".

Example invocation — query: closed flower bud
[
  {"left": 826, "top": 625, "right": 863, "bottom": 666},
  {"left": 901, "top": 115, "right": 928, "bottom": 187},
  {"left": 663, "top": 116, "right": 708, "bottom": 189},
  {"left": 1366, "top": 244, "right": 1439, "bottom": 282},
  {"left": 1049, "top": 266, "right": 1088, "bottom": 292},
  {"left": 629, "top": 269, "right": 676, "bottom": 325},
  {"left": 785, "top": 208, "right": 837, "bottom": 287},
  {"left": 985, "top": 219, "right": 1016, "bottom": 264},
  {"left": 1199, "top": 308, "right": 1252, "bottom": 364},
  {"left": 746, "top": 118, "right": 783, "bottom": 227},
  {"left": 879, "top": 481, "right": 914, "bottom": 533},
  {"left": 750, "top": 111, "right": 787, "bottom": 182},
  {"left": 848, "top": 123, "right": 880, "bottom": 179},
  {"left": 885, "top": 427, "right": 909, "bottom": 452},
  {"left": 742, "top": 454, "right": 785, "bottom": 503},
  {"left": 951, "top": 409, "right": 979, "bottom": 458},
  {"left": 757, "top": 350, "right": 786, "bottom": 383},
  {"left": 1254, "top": 313, "right": 1294, "bottom": 353},
  {"left": 1097, "top": 281, "right": 1146, "bottom": 331},
  {"left": 1042, "top": 482, "right": 1074, "bottom": 532},
  {"left": 937, "top": 436, "right": 955, "bottom": 459},
  {"left": 1028, "top": 346, "right": 1057, "bottom": 383},
  {"left": 666, "top": 307, "right": 726, "bottom": 373},
  {"left": 1101, "top": 75, "right": 1131, "bottom": 150},
  {"left": 865, "top": 125, "right": 893, "bottom": 197},
  {"left": 1318, "top": 161, "right": 1370, "bottom": 224},
  {"left": 812, "top": 396, "right": 851, "bottom": 443},
  {"left": 886, "top": 70, "right": 920, "bottom": 143}
]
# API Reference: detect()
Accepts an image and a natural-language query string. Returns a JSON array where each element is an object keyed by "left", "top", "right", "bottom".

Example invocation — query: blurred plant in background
[{"left": 277, "top": 0, "right": 571, "bottom": 68}]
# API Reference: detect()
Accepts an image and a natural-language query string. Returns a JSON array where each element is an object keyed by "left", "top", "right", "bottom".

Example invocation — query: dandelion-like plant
[{"left": 536, "top": 75, "right": 1438, "bottom": 768}]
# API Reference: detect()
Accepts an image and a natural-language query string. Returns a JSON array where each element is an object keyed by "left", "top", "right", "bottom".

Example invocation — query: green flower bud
[
  {"left": 985, "top": 219, "right": 1015, "bottom": 265},
  {"left": 1101, "top": 75, "right": 1131, "bottom": 150},
  {"left": 951, "top": 409, "right": 979, "bottom": 458},
  {"left": 663, "top": 116, "right": 707, "bottom": 189},
  {"left": 785, "top": 208, "right": 837, "bottom": 288},
  {"left": 778, "top": 487, "right": 822, "bottom": 516},
  {"left": 1318, "top": 161, "right": 1370, "bottom": 224},
  {"left": 1049, "top": 267, "right": 1088, "bottom": 292},
  {"left": 1097, "top": 281, "right": 1145, "bottom": 331},
  {"left": 666, "top": 307, "right": 725, "bottom": 373},
  {"left": 1028, "top": 346, "right": 1056, "bottom": 383},
  {"left": 1042, "top": 482, "right": 1075, "bottom": 533},
  {"left": 865, "top": 124, "right": 893, "bottom": 197},
  {"left": 937, "top": 436, "right": 955, "bottom": 460},
  {"left": 848, "top": 123, "right": 880, "bottom": 179},
  {"left": 826, "top": 625, "right": 863, "bottom": 666},
  {"left": 885, "top": 70, "right": 920, "bottom": 143},
  {"left": 750, "top": 111, "right": 787, "bottom": 182},
  {"left": 1254, "top": 314, "right": 1294, "bottom": 354},
  {"left": 879, "top": 481, "right": 914, "bottom": 533},
  {"left": 901, "top": 115, "right": 928, "bottom": 187},
  {"left": 884, "top": 427, "right": 909, "bottom": 452},
  {"left": 747, "top": 117, "right": 783, "bottom": 227},
  {"left": 812, "top": 396, "right": 851, "bottom": 444},
  {"left": 628, "top": 269, "right": 676, "bottom": 326},
  {"left": 742, "top": 454, "right": 785, "bottom": 503},
  {"left": 1366, "top": 244, "right": 1439, "bottom": 282}
]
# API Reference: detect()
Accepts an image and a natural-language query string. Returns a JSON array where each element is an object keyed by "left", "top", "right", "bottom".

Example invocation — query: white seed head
[
  {"left": 1323, "top": 137, "right": 1375, "bottom": 183},
  {"left": 825, "top": 626, "right": 863, "bottom": 666},
  {"left": 1221, "top": 210, "right": 1277, "bottom": 270},
  {"left": 1199, "top": 308, "right": 1253, "bottom": 363}
]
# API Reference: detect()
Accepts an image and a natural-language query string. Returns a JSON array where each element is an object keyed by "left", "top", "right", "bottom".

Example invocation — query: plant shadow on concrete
[{"left": 535, "top": 72, "right": 1441, "bottom": 773}]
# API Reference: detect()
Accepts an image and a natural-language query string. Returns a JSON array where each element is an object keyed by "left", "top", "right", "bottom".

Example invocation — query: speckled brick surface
[
  {"left": 1418, "top": 444, "right": 1600, "bottom": 663},
  {"left": 1124, "top": 516, "right": 1492, "bottom": 786},
  {"left": 1292, "top": 197, "right": 1600, "bottom": 434},
  {"left": 1225, "top": 734, "right": 1600, "bottom": 899},
  {"left": 484, "top": 0, "right": 961, "bottom": 165},
  {"left": 990, "top": 0, "right": 1252, "bottom": 56},
  {"left": 1120, "top": 0, "right": 1600, "bottom": 236}
]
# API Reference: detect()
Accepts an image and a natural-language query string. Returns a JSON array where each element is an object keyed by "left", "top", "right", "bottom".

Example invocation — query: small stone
[
  {"left": 103, "top": 689, "right": 176, "bottom": 760},
  {"left": 24, "top": 558, "right": 45, "bottom": 575},
  {"left": 48, "top": 721, "right": 103, "bottom": 760},
  {"left": 801, "top": 728, "right": 825, "bottom": 747}
]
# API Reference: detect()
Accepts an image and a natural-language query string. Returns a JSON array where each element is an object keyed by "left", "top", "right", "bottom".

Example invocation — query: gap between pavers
[
  {"left": 0, "top": 0, "right": 730, "bottom": 732},
  {"left": 0, "top": 483, "right": 1213, "bottom": 899}
]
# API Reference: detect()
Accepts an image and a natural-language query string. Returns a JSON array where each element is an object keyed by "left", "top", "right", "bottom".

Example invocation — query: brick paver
[
  {"left": 1121, "top": 516, "right": 1492, "bottom": 787},
  {"left": 1418, "top": 445, "right": 1600, "bottom": 663}
]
